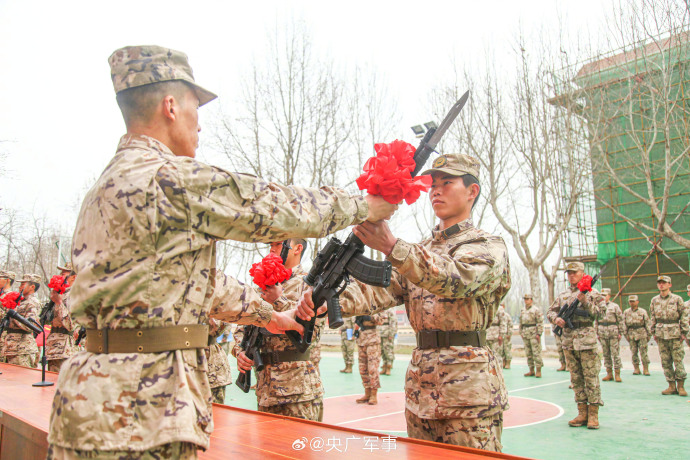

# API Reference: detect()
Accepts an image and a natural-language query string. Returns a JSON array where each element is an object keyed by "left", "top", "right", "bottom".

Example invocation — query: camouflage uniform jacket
[
  {"left": 47, "top": 134, "right": 367, "bottom": 452},
  {"left": 3, "top": 292, "right": 40, "bottom": 357},
  {"left": 622, "top": 307, "right": 651, "bottom": 340},
  {"left": 487, "top": 306, "right": 508, "bottom": 341},
  {"left": 233, "top": 265, "right": 324, "bottom": 407},
  {"left": 519, "top": 306, "right": 543, "bottom": 339},
  {"left": 339, "top": 219, "right": 511, "bottom": 420},
  {"left": 377, "top": 307, "right": 398, "bottom": 337},
  {"left": 46, "top": 287, "right": 76, "bottom": 360},
  {"left": 650, "top": 293, "right": 689, "bottom": 340},
  {"left": 206, "top": 319, "right": 232, "bottom": 389},
  {"left": 597, "top": 301, "right": 624, "bottom": 339},
  {"left": 547, "top": 285, "right": 604, "bottom": 351},
  {"left": 501, "top": 307, "right": 513, "bottom": 337},
  {"left": 356, "top": 312, "right": 386, "bottom": 347}
]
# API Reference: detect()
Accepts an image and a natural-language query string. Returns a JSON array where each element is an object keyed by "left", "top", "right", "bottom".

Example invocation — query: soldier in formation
[
  {"left": 298, "top": 154, "right": 511, "bottom": 451},
  {"left": 498, "top": 303, "right": 513, "bottom": 369},
  {"left": 354, "top": 312, "right": 387, "bottom": 405},
  {"left": 45, "top": 268, "right": 77, "bottom": 373},
  {"left": 339, "top": 316, "right": 356, "bottom": 373},
  {"left": 622, "top": 294, "right": 651, "bottom": 376},
  {"left": 3, "top": 274, "right": 41, "bottom": 368},
  {"left": 650, "top": 275, "right": 689, "bottom": 397},
  {"left": 487, "top": 305, "right": 508, "bottom": 368},
  {"left": 597, "top": 288, "right": 624, "bottom": 383},
  {"left": 378, "top": 307, "right": 397, "bottom": 375},
  {"left": 0, "top": 270, "right": 16, "bottom": 363},
  {"left": 519, "top": 294, "right": 543, "bottom": 378},
  {"left": 46, "top": 45, "right": 396, "bottom": 459},
  {"left": 548, "top": 261, "right": 604, "bottom": 430}
]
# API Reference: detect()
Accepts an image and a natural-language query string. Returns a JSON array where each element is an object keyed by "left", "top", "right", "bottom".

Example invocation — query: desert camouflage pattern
[
  {"left": 48, "top": 359, "right": 68, "bottom": 373},
  {"left": 338, "top": 218, "right": 511, "bottom": 423},
  {"left": 259, "top": 397, "right": 324, "bottom": 422},
  {"left": 7, "top": 353, "right": 37, "bottom": 368},
  {"left": 46, "top": 288, "right": 76, "bottom": 362},
  {"left": 406, "top": 410, "right": 503, "bottom": 450},
  {"left": 564, "top": 349, "right": 603, "bottom": 405},
  {"left": 657, "top": 338, "right": 686, "bottom": 382},
  {"left": 3, "top": 292, "right": 40, "bottom": 359},
  {"left": 210, "top": 387, "right": 226, "bottom": 405},
  {"left": 499, "top": 308, "right": 513, "bottom": 363},
  {"left": 650, "top": 293, "right": 689, "bottom": 340},
  {"left": 519, "top": 305, "right": 543, "bottom": 369},
  {"left": 378, "top": 307, "right": 397, "bottom": 367},
  {"left": 547, "top": 285, "right": 604, "bottom": 351},
  {"left": 47, "top": 133, "right": 367, "bottom": 452},
  {"left": 357, "top": 313, "right": 386, "bottom": 389},
  {"left": 47, "top": 442, "right": 198, "bottom": 460},
  {"left": 206, "top": 319, "right": 232, "bottom": 390},
  {"left": 597, "top": 300, "right": 624, "bottom": 371},
  {"left": 233, "top": 265, "right": 324, "bottom": 412},
  {"left": 487, "top": 307, "right": 507, "bottom": 366},
  {"left": 340, "top": 316, "right": 356, "bottom": 366},
  {"left": 554, "top": 333, "right": 566, "bottom": 368}
]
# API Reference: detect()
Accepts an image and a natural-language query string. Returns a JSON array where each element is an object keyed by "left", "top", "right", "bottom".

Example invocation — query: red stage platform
[{"left": 0, "top": 363, "right": 531, "bottom": 459}]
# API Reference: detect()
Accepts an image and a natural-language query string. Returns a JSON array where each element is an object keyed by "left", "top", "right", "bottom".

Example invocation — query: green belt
[
  {"left": 51, "top": 327, "right": 71, "bottom": 335},
  {"left": 572, "top": 321, "right": 594, "bottom": 329},
  {"left": 521, "top": 324, "right": 536, "bottom": 327},
  {"left": 655, "top": 319, "right": 679, "bottom": 324},
  {"left": 259, "top": 350, "right": 311, "bottom": 365},
  {"left": 86, "top": 324, "right": 209, "bottom": 354},
  {"left": 7, "top": 328, "right": 29, "bottom": 335},
  {"left": 626, "top": 324, "right": 645, "bottom": 329},
  {"left": 598, "top": 321, "right": 618, "bottom": 327},
  {"left": 416, "top": 330, "right": 486, "bottom": 349}
]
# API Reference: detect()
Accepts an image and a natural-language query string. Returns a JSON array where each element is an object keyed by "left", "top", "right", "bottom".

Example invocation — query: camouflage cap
[
  {"left": 0, "top": 270, "right": 16, "bottom": 280},
  {"left": 657, "top": 275, "right": 671, "bottom": 283},
  {"left": 17, "top": 273, "right": 41, "bottom": 284},
  {"left": 523, "top": 294, "right": 533, "bottom": 299},
  {"left": 108, "top": 45, "right": 217, "bottom": 106},
  {"left": 601, "top": 288, "right": 611, "bottom": 295},
  {"left": 57, "top": 262, "right": 73, "bottom": 272},
  {"left": 565, "top": 261, "right": 585, "bottom": 273},
  {"left": 420, "top": 154, "right": 480, "bottom": 180},
  {"left": 628, "top": 295, "right": 639, "bottom": 302}
]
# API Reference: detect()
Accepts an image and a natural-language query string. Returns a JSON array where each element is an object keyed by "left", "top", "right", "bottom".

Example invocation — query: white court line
[
  {"left": 508, "top": 379, "right": 571, "bottom": 393},
  {"left": 504, "top": 396, "right": 565, "bottom": 429},
  {"left": 336, "top": 410, "right": 405, "bottom": 425}
]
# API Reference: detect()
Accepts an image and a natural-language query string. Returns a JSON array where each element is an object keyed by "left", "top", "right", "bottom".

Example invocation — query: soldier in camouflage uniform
[
  {"left": 298, "top": 154, "right": 511, "bottom": 451},
  {"left": 650, "top": 275, "right": 690, "bottom": 397},
  {"left": 597, "top": 288, "right": 624, "bottom": 383},
  {"left": 622, "top": 294, "right": 651, "bottom": 376},
  {"left": 378, "top": 307, "right": 398, "bottom": 375},
  {"left": 3, "top": 273, "right": 41, "bottom": 368},
  {"left": 235, "top": 238, "right": 326, "bottom": 421},
  {"left": 547, "top": 261, "right": 604, "bottom": 429},
  {"left": 354, "top": 312, "right": 386, "bottom": 404},
  {"left": 0, "top": 270, "right": 16, "bottom": 363},
  {"left": 46, "top": 45, "right": 396, "bottom": 459},
  {"left": 339, "top": 316, "right": 356, "bottom": 373},
  {"left": 45, "top": 270, "right": 78, "bottom": 373},
  {"left": 487, "top": 305, "right": 507, "bottom": 369},
  {"left": 207, "top": 318, "right": 232, "bottom": 404},
  {"left": 519, "top": 294, "right": 544, "bottom": 378},
  {"left": 498, "top": 304, "right": 513, "bottom": 369}
]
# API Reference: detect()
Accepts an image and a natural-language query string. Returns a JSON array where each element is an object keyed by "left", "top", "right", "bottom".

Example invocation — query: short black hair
[
  {"left": 116, "top": 80, "right": 193, "bottom": 127},
  {"left": 460, "top": 174, "right": 481, "bottom": 210}
]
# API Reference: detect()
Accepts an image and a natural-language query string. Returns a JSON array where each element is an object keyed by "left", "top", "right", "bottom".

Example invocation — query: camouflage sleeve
[
  {"left": 536, "top": 309, "right": 544, "bottom": 336},
  {"left": 51, "top": 300, "right": 73, "bottom": 331},
  {"left": 209, "top": 271, "right": 274, "bottom": 327},
  {"left": 546, "top": 297, "right": 561, "bottom": 324},
  {"left": 650, "top": 302, "right": 657, "bottom": 336},
  {"left": 643, "top": 310, "right": 652, "bottom": 336},
  {"left": 621, "top": 310, "right": 628, "bottom": 336},
  {"left": 165, "top": 160, "right": 368, "bottom": 243},
  {"left": 372, "top": 311, "right": 387, "bottom": 326},
  {"left": 616, "top": 305, "right": 625, "bottom": 335},
  {"left": 385, "top": 236, "right": 508, "bottom": 299},
  {"left": 679, "top": 298, "right": 689, "bottom": 336},
  {"left": 499, "top": 311, "right": 508, "bottom": 336},
  {"left": 231, "top": 325, "right": 245, "bottom": 357},
  {"left": 584, "top": 290, "right": 604, "bottom": 318},
  {"left": 339, "top": 270, "right": 405, "bottom": 318}
]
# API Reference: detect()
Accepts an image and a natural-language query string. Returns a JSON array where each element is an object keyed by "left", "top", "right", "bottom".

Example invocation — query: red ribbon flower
[
  {"left": 355, "top": 140, "right": 432, "bottom": 205},
  {"left": 1, "top": 291, "right": 22, "bottom": 310},
  {"left": 249, "top": 253, "right": 292, "bottom": 290},
  {"left": 48, "top": 275, "right": 70, "bottom": 294},
  {"left": 577, "top": 275, "right": 594, "bottom": 293}
]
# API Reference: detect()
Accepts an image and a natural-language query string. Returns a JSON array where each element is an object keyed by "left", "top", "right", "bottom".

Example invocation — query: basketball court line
[
  {"left": 335, "top": 410, "right": 405, "bottom": 426},
  {"left": 508, "top": 379, "right": 571, "bottom": 393},
  {"left": 503, "top": 396, "right": 564, "bottom": 429}
]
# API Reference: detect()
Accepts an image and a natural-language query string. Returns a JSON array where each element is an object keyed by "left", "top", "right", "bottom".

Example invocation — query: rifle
[
  {"left": 286, "top": 91, "right": 470, "bottom": 353},
  {"left": 235, "top": 240, "right": 291, "bottom": 393},
  {"left": 5, "top": 308, "right": 43, "bottom": 335},
  {"left": 75, "top": 326, "right": 87, "bottom": 346},
  {"left": 39, "top": 301, "right": 55, "bottom": 325},
  {"left": 553, "top": 271, "right": 602, "bottom": 337}
]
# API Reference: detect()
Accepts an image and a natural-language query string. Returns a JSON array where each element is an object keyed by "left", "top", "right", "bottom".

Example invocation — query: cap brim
[
  {"left": 419, "top": 167, "right": 474, "bottom": 178},
  {"left": 191, "top": 84, "right": 217, "bottom": 107}
]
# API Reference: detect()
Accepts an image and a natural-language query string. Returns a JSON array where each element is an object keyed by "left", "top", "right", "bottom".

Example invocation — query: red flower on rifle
[
  {"left": 48, "top": 275, "right": 69, "bottom": 294},
  {"left": 249, "top": 253, "right": 292, "bottom": 291},
  {"left": 577, "top": 275, "right": 594, "bottom": 293},
  {"left": 355, "top": 140, "right": 432, "bottom": 205},
  {"left": 1, "top": 291, "right": 22, "bottom": 310}
]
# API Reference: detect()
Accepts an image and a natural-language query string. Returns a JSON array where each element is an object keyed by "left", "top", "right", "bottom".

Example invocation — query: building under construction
[{"left": 552, "top": 32, "right": 690, "bottom": 307}]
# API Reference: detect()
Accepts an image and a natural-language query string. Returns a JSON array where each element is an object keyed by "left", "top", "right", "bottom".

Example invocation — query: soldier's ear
[{"left": 294, "top": 244, "right": 303, "bottom": 255}]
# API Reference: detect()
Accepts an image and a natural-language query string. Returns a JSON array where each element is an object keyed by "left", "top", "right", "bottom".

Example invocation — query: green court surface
[{"left": 224, "top": 353, "right": 690, "bottom": 460}]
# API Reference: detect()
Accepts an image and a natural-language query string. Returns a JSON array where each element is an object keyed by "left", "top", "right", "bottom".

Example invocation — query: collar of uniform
[
  {"left": 569, "top": 285, "right": 578, "bottom": 292},
  {"left": 290, "top": 264, "right": 306, "bottom": 278},
  {"left": 117, "top": 133, "right": 176, "bottom": 158},
  {"left": 432, "top": 218, "right": 474, "bottom": 241}
]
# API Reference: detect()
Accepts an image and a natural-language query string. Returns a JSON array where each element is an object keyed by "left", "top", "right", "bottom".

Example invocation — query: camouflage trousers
[
  {"left": 358, "top": 342, "right": 381, "bottom": 389},
  {"left": 487, "top": 340, "right": 503, "bottom": 367},
  {"left": 554, "top": 334, "right": 566, "bottom": 367},
  {"left": 341, "top": 331, "right": 355, "bottom": 365},
  {"left": 6, "top": 353, "right": 37, "bottom": 368},
  {"left": 259, "top": 397, "right": 324, "bottom": 422},
  {"left": 600, "top": 336, "right": 622, "bottom": 371},
  {"left": 629, "top": 337, "right": 650, "bottom": 367},
  {"left": 657, "top": 338, "right": 687, "bottom": 382},
  {"left": 499, "top": 335, "right": 512, "bottom": 362},
  {"left": 211, "top": 385, "right": 226, "bottom": 404},
  {"left": 522, "top": 336, "right": 543, "bottom": 368},
  {"left": 311, "top": 344, "right": 321, "bottom": 372},
  {"left": 47, "top": 442, "right": 197, "bottom": 459},
  {"left": 406, "top": 409, "right": 503, "bottom": 452},
  {"left": 48, "top": 358, "right": 67, "bottom": 373},
  {"left": 564, "top": 349, "right": 603, "bottom": 406},
  {"left": 380, "top": 331, "right": 395, "bottom": 367}
]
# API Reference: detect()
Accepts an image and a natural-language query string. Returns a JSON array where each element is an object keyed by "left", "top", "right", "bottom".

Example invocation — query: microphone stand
[{"left": 33, "top": 304, "right": 54, "bottom": 387}]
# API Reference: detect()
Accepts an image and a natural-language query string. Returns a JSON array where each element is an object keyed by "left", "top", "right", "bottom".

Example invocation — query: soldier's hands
[
  {"left": 295, "top": 288, "right": 327, "bottom": 321},
  {"left": 577, "top": 292, "right": 588, "bottom": 305},
  {"left": 261, "top": 284, "right": 283, "bottom": 304},
  {"left": 49, "top": 291, "right": 63, "bottom": 305},
  {"left": 365, "top": 195, "right": 398, "bottom": 222},
  {"left": 555, "top": 318, "right": 566, "bottom": 328},
  {"left": 237, "top": 351, "right": 253, "bottom": 373},
  {"left": 498, "top": 337, "right": 503, "bottom": 346},
  {"left": 353, "top": 221, "right": 397, "bottom": 256},
  {"left": 265, "top": 310, "right": 304, "bottom": 335}
]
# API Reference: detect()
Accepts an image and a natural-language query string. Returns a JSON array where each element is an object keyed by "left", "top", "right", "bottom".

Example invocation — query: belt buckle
[{"left": 437, "top": 331, "right": 450, "bottom": 348}]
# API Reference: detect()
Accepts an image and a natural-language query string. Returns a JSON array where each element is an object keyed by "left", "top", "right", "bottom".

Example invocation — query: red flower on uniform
[
  {"left": 355, "top": 140, "right": 432, "bottom": 205},
  {"left": 577, "top": 275, "right": 594, "bottom": 293},
  {"left": 48, "top": 275, "right": 69, "bottom": 294},
  {"left": 249, "top": 253, "right": 292, "bottom": 290},
  {"left": 1, "top": 291, "right": 22, "bottom": 310}
]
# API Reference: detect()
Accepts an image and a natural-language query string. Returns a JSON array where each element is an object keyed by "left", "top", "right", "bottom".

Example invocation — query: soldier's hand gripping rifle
[
  {"left": 553, "top": 271, "right": 602, "bottom": 337},
  {"left": 286, "top": 91, "right": 470, "bottom": 354},
  {"left": 235, "top": 240, "right": 292, "bottom": 393}
]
